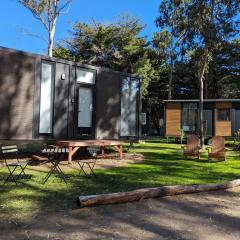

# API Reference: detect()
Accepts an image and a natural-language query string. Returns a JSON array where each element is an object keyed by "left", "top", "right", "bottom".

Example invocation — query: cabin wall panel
[
  {"left": 203, "top": 102, "right": 214, "bottom": 136},
  {"left": 53, "top": 62, "right": 70, "bottom": 139},
  {"left": 215, "top": 102, "right": 232, "bottom": 109},
  {"left": 232, "top": 103, "right": 240, "bottom": 134},
  {"left": 95, "top": 69, "right": 121, "bottom": 139},
  {"left": 215, "top": 122, "right": 232, "bottom": 136},
  {"left": 215, "top": 102, "right": 232, "bottom": 136},
  {"left": 203, "top": 109, "right": 213, "bottom": 136},
  {"left": 0, "top": 49, "right": 35, "bottom": 139},
  {"left": 166, "top": 103, "right": 181, "bottom": 136}
]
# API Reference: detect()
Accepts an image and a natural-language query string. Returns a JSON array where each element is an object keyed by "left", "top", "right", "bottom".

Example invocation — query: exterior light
[{"left": 61, "top": 73, "right": 66, "bottom": 80}]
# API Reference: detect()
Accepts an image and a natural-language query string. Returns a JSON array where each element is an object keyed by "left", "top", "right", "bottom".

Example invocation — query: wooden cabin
[{"left": 164, "top": 99, "right": 240, "bottom": 137}]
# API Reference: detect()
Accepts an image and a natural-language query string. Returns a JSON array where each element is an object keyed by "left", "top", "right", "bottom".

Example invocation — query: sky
[{"left": 0, "top": 0, "right": 160, "bottom": 55}]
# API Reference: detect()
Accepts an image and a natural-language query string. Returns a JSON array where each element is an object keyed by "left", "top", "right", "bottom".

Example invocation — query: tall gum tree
[
  {"left": 156, "top": 0, "right": 240, "bottom": 145},
  {"left": 183, "top": 0, "right": 240, "bottom": 145},
  {"left": 18, "top": 0, "right": 72, "bottom": 57},
  {"left": 155, "top": 0, "right": 187, "bottom": 99}
]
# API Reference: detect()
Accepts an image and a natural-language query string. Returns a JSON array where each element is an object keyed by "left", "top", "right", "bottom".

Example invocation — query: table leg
[
  {"left": 114, "top": 145, "right": 123, "bottom": 160},
  {"left": 68, "top": 146, "right": 80, "bottom": 164},
  {"left": 68, "top": 146, "right": 73, "bottom": 164},
  {"left": 100, "top": 146, "right": 105, "bottom": 156},
  {"left": 119, "top": 145, "right": 123, "bottom": 160}
]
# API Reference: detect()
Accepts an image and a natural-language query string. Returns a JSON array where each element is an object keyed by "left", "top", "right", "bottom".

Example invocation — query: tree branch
[{"left": 57, "top": 0, "right": 72, "bottom": 14}]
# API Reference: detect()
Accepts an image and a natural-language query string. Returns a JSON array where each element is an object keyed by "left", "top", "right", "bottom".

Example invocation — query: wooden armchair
[
  {"left": 206, "top": 136, "right": 226, "bottom": 161},
  {"left": 181, "top": 135, "right": 201, "bottom": 159}
]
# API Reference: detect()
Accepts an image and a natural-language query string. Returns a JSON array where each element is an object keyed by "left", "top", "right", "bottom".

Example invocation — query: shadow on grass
[
  {"left": 2, "top": 184, "right": 240, "bottom": 239},
  {"left": 1, "top": 140, "right": 240, "bottom": 221}
]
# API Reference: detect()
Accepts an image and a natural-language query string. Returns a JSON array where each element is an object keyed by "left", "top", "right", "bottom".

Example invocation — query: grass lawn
[{"left": 1, "top": 139, "right": 240, "bottom": 221}]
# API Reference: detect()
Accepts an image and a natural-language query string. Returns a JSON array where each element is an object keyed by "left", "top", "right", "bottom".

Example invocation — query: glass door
[
  {"left": 75, "top": 86, "right": 94, "bottom": 138},
  {"left": 75, "top": 67, "right": 96, "bottom": 139},
  {"left": 181, "top": 103, "right": 198, "bottom": 134},
  {"left": 78, "top": 87, "right": 93, "bottom": 128}
]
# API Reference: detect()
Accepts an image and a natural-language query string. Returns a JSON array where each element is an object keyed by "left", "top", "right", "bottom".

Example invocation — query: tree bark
[
  {"left": 78, "top": 179, "right": 240, "bottom": 207},
  {"left": 48, "top": 30, "right": 54, "bottom": 57},
  {"left": 168, "top": 65, "right": 173, "bottom": 99},
  {"left": 199, "top": 69, "right": 205, "bottom": 147},
  {"left": 48, "top": 0, "right": 58, "bottom": 57},
  {"left": 18, "top": 0, "right": 72, "bottom": 57},
  {"left": 168, "top": 39, "right": 174, "bottom": 100},
  {"left": 48, "top": 21, "right": 57, "bottom": 57}
]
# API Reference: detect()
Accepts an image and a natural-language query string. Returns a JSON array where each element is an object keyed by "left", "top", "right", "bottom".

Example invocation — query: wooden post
[
  {"left": 119, "top": 145, "right": 123, "bottom": 160},
  {"left": 114, "top": 145, "right": 123, "bottom": 160},
  {"left": 100, "top": 146, "right": 105, "bottom": 156},
  {"left": 68, "top": 146, "right": 73, "bottom": 164}
]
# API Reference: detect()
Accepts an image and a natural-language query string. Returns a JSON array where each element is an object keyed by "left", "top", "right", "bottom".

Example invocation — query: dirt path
[{"left": 1, "top": 187, "right": 240, "bottom": 240}]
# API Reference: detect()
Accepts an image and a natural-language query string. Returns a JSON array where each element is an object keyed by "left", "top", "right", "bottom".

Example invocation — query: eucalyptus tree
[
  {"left": 156, "top": 0, "right": 240, "bottom": 144},
  {"left": 155, "top": 0, "right": 187, "bottom": 99},
  {"left": 181, "top": 0, "right": 240, "bottom": 145},
  {"left": 18, "top": 0, "right": 72, "bottom": 57}
]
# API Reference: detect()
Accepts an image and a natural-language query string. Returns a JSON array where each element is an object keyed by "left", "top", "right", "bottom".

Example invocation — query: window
[
  {"left": 182, "top": 103, "right": 198, "bottom": 133},
  {"left": 120, "top": 77, "right": 139, "bottom": 137},
  {"left": 76, "top": 68, "right": 95, "bottom": 84},
  {"left": 217, "top": 109, "right": 231, "bottom": 121},
  {"left": 39, "top": 61, "right": 54, "bottom": 134}
]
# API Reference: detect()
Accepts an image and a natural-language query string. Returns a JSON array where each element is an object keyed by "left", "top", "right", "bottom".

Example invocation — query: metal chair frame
[
  {"left": 32, "top": 144, "right": 67, "bottom": 184},
  {"left": 42, "top": 154, "right": 67, "bottom": 184},
  {"left": 43, "top": 145, "right": 67, "bottom": 184},
  {"left": 1, "top": 145, "right": 28, "bottom": 185},
  {"left": 76, "top": 146, "right": 99, "bottom": 177}
]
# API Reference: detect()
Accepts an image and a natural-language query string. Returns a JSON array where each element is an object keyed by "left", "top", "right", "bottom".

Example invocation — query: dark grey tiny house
[
  {"left": 0, "top": 46, "right": 141, "bottom": 140},
  {"left": 164, "top": 99, "right": 240, "bottom": 137}
]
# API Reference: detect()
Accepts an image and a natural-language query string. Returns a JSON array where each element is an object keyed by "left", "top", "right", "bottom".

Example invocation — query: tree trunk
[
  {"left": 199, "top": 69, "right": 205, "bottom": 147},
  {"left": 48, "top": 32, "right": 54, "bottom": 57},
  {"left": 205, "top": 77, "right": 208, "bottom": 99},
  {"left": 48, "top": 1, "right": 58, "bottom": 57},
  {"left": 78, "top": 179, "right": 240, "bottom": 207},
  {"left": 168, "top": 41, "right": 174, "bottom": 100},
  {"left": 199, "top": 70, "right": 204, "bottom": 147},
  {"left": 168, "top": 65, "right": 173, "bottom": 99}
]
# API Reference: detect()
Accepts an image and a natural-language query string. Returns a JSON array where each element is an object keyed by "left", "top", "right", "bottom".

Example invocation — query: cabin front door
[{"left": 74, "top": 67, "right": 96, "bottom": 139}]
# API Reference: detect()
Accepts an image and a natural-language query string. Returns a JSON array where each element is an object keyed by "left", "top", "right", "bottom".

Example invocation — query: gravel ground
[{"left": 1, "top": 187, "right": 240, "bottom": 240}]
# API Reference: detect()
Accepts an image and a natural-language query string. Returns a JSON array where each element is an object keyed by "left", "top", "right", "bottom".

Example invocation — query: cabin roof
[
  {"left": 0, "top": 45, "right": 140, "bottom": 78},
  {"left": 164, "top": 99, "right": 240, "bottom": 103}
]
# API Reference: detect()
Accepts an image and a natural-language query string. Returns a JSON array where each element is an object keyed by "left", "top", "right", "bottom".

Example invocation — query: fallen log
[{"left": 78, "top": 179, "right": 240, "bottom": 207}]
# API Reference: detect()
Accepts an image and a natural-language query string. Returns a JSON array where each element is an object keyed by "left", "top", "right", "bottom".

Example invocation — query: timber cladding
[
  {"left": 215, "top": 102, "right": 232, "bottom": 136},
  {"left": 215, "top": 102, "right": 232, "bottom": 109},
  {"left": 165, "top": 103, "right": 181, "bottom": 136}
]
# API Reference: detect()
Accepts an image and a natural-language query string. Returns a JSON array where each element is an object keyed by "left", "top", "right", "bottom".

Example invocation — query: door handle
[{"left": 90, "top": 104, "right": 93, "bottom": 111}]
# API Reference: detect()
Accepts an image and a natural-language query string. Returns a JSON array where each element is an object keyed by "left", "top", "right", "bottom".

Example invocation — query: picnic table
[{"left": 55, "top": 140, "right": 124, "bottom": 164}]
